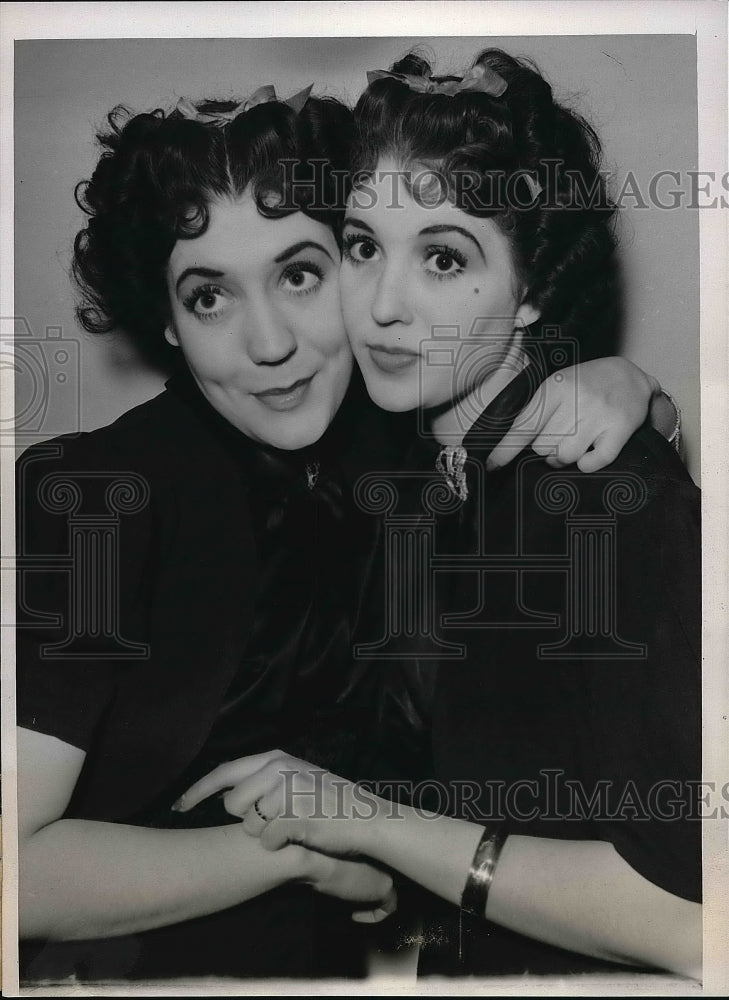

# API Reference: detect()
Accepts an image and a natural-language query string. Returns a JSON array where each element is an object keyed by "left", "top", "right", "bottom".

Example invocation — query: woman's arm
[
  {"left": 18, "top": 728, "right": 394, "bottom": 941},
  {"left": 487, "top": 357, "right": 679, "bottom": 471},
  {"left": 179, "top": 753, "right": 701, "bottom": 979},
  {"left": 354, "top": 804, "right": 702, "bottom": 980}
]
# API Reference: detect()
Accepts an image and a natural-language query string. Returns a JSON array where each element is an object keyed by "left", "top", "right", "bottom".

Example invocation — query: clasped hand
[{"left": 175, "top": 750, "right": 392, "bottom": 922}]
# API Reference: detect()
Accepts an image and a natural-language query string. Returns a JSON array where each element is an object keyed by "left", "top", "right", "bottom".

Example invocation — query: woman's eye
[
  {"left": 343, "top": 235, "right": 380, "bottom": 264},
  {"left": 183, "top": 285, "right": 229, "bottom": 320},
  {"left": 423, "top": 246, "right": 467, "bottom": 279},
  {"left": 280, "top": 263, "right": 324, "bottom": 296}
]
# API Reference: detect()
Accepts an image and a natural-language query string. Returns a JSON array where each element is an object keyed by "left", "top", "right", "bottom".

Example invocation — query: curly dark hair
[
  {"left": 72, "top": 94, "right": 354, "bottom": 366},
  {"left": 352, "top": 49, "right": 621, "bottom": 365}
]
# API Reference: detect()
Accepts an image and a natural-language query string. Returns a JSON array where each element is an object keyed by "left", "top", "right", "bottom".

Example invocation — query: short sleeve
[{"left": 16, "top": 435, "right": 149, "bottom": 751}]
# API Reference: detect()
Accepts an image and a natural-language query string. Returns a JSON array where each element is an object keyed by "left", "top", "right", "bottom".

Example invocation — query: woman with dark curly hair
[
  {"left": 16, "top": 87, "right": 399, "bottom": 984},
  {"left": 182, "top": 51, "right": 701, "bottom": 980}
]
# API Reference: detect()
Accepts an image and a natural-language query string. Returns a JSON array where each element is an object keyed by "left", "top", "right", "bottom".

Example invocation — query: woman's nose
[
  {"left": 371, "top": 263, "right": 414, "bottom": 327},
  {"left": 246, "top": 297, "right": 298, "bottom": 365}
]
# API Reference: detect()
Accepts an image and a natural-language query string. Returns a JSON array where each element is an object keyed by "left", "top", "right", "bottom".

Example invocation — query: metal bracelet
[
  {"left": 661, "top": 388, "right": 682, "bottom": 454},
  {"left": 460, "top": 826, "right": 507, "bottom": 918}
]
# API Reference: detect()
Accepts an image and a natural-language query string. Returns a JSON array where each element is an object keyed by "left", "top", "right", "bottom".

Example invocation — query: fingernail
[
  {"left": 171, "top": 795, "right": 185, "bottom": 811},
  {"left": 486, "top": 457, "right": 497, "bottom": 471}
]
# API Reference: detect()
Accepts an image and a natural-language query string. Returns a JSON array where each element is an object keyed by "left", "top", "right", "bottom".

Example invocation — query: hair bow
[
  {"left": 366, "top": 63, "right": 507, "bottom": 99},
  {"left": 175, "top": 84, "right": 313, "bottom": 127}
]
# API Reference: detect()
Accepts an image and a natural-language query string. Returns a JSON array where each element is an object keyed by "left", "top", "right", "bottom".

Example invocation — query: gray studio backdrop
[{"left": 14, "top": 35, "right": 699, "bottom": 477}]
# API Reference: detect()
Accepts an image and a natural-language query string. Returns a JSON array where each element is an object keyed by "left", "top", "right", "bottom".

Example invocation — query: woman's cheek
[
  {"left": 340, "top": 271, "right": 370, "bottom": 332},
  {"left": 186, "top": 338, "right": 228, "bottom": 375},
  {"left": 306, "top": 286, "right": 348, "bottom": 356}
]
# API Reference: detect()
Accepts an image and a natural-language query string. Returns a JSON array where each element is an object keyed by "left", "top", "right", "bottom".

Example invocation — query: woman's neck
[{"left": 430, "top": 347, "right": 529, "bottom": 446}]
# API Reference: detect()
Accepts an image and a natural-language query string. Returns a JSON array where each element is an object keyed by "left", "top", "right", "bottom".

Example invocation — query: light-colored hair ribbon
[
  {"left": 366, "top": 63, "right": 508, "bottom": 99},
  {"left": 175, "top": 84, "right": 314, "bottom": 127}
]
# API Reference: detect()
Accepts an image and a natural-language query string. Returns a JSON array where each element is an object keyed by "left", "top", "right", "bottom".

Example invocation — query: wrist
[
  {"left": 281, "top": 842, "right": 315, "bottom": 885},
  {"left": 649, "top": 387, "right": 681, "bottom": 447},
  {"left": 297, "top": 845, "right": 339, "bottom": 889},
  {"left": 353, "top": 787, "right": 391, "bottom": 859},
  {"left": 660, "top": 388, "right": 682, "bottom": 450},
  {"left": 645, "top": 371, "right": 662, "bottom": 399}
]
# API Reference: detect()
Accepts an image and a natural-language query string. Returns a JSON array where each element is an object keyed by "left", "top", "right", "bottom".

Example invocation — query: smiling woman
[
  {"left": 16, "top": 91, "right": 396, "bottom": 984},
  {"left": 164, "top": 195, "right": 351, "bottom": 449}
]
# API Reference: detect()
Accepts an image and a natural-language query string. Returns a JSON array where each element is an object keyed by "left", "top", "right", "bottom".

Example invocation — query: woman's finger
[
  {"left": 220, "top": 764, "right": 286, "bottom": 819},
  {"left": 240, "top": 802, "right": 267, "bottom": 838},
  {"left": 486, "top": 386, "right": 559, "bottom": 470},
  {"left": 259, "top": 816, "right": 304, "bottom": 851},
  {"left": 175, "top": 750, "right": 284, "bottom": 812},
  {"left": 223, "top": 779, "right": 268, "bottom": 822},
  {"left": 543, "top": 453, "right": 570, "bottom": 469},
  {"left": 486, "top": 425, "right": 536, "bottom": 469},
  {"left": 553, "top": 428, "right": 595, "bottom": 467},
  {"left": 531, "top": 406, "right": 582, "bottom": 458},
  {"left": 223, "top": 757, "right": 322, "bottom": 822},
  {"left": 530, "top": 436, "right": 559, "bottom": 459},
  {"left": 576, "top": 429, "right": 624, "bottom": 472},
  {"left": 238, "top": 782, "right": 286, "bottom": 835},
  {"left": 352, "top": 886, "right": 398, "bottom": 923}
]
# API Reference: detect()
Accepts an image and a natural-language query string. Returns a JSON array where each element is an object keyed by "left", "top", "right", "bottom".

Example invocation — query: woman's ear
[
  {"left": 164, "top": 325, "right": 180, "bottom": 347},
  {"left": 515, "top": 300, "right": 540, "bottom": 330}
]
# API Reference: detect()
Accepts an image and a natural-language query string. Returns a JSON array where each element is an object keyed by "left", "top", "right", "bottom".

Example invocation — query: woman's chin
[
  {"left": 263, "top": 425, "right": 327, "bottom": 451},
  {"left": 359, "top": 373, "right": 419, "bottom": 413},
  {"left": 263, "top": 411, "right": 334, "bottom": 451}
]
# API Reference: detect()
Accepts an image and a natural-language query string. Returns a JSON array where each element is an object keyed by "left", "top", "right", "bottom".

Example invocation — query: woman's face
[
  {"left": 165, "top": 192, "right": 352, "bottom": 450},
  {"left": 340, "top": 158, "right": 538, "bottom": 415}
]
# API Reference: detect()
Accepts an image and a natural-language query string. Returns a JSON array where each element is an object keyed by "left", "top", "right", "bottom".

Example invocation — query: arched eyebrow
[
  {"left": 343, "top": 217, "right": 375, "bottom": 233},
  {"left": 274, "top": 240, "right": 335, "bottom": 264},
  {"left": 419, "top": 225, "right": 486, "bottom": 263},
  {"left": 175, "top": 266, "right": 223, "bottom": 294}
]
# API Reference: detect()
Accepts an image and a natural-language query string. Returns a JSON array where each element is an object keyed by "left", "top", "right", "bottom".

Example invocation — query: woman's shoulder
[
  {"left": 17, "top": 389, "right": 169, "bottom": 467},
  {"left": 564, "top": 424, "right": 699, "bottom": 524},
  {"left": 477, "top": 423, "right": 698, "bottom": 514},
  {"left": 17, "top": 384, "right": 233, "bottom": 482}
]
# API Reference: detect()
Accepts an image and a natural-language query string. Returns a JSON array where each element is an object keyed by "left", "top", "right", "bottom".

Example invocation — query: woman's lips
[
  {"left": 254, "top": 375, "right": 314, "bottom": 411},
  {"left": 367, "top": 345, "right": 419, "bottom": 374}
]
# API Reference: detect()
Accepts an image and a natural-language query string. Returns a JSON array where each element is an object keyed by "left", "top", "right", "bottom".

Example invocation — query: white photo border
[{"left": 1, "top": 2, "right": 727, "bottom": 996}]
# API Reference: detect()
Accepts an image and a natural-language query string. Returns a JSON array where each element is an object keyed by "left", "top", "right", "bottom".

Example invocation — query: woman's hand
[
  {"left": 177, "top": 751, "right": 395, "bottom": 922},
  {"left": 176, "top": 750, "right": 383, "bottom": 859},
  {"left": 488, "top": 357, "right": 661, "bottom": 472},
  {"left": 300, "top": 850, "right": 397, "bottom": 924},
  {"left": 19, "top": 730, "right": 376, "bottom": 940}
]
